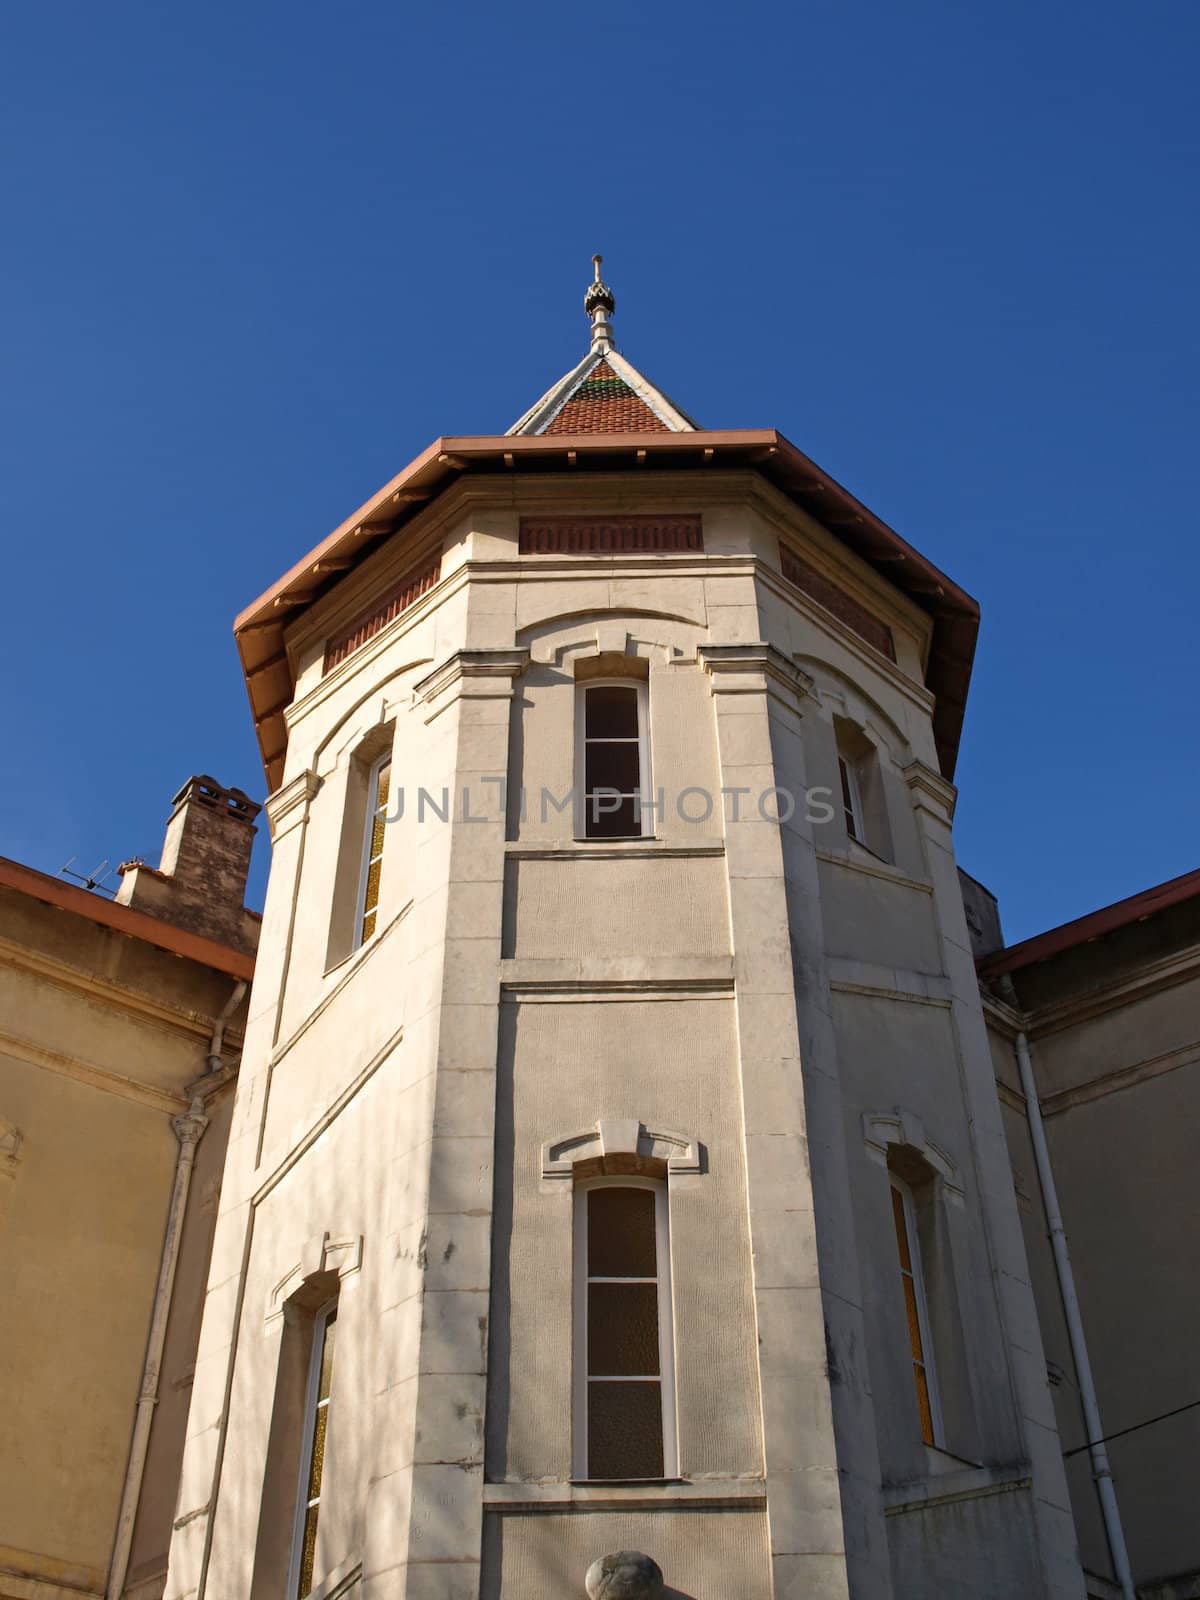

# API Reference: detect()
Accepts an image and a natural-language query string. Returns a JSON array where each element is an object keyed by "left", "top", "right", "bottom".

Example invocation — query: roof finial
[{"left": 584, "top": 253, "right": 616, "bottom": 351}]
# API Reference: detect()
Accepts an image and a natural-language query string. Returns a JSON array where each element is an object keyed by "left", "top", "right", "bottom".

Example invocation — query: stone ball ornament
[{"left": 585, "top": 1549, "right": 665, "bottom": 1599}]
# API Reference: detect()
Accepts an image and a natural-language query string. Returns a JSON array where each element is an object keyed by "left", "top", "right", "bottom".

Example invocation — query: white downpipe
[
  {"left": 1015, "top": 1030, "right": 1136, "bottom": 1600},
  {"left": 106, "top": 977, "right": 246, "bottom": 1600}
]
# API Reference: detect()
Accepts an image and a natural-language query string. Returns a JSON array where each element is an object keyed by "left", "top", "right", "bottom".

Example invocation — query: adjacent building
[{"left": 0, "top": 778, "right": 260, "bottom": 1600}]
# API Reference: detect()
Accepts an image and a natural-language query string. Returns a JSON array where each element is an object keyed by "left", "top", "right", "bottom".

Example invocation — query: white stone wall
[{"left": 167, "top": 471, "right": 1084, "bottom": 1600}]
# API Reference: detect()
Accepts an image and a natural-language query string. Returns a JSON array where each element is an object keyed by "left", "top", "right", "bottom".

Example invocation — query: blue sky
[{"left": 2, "top": 0, "right": 1196, "bottom": 941}]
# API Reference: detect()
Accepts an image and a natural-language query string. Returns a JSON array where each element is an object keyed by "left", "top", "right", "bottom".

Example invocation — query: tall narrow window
[
  {"left": 355, "top": 755, "right": 391, "bottom": 946},
  {"left": 577, "top": 681, "right": 649, "bottom": 839},
  {"left": 290, "top": 1300, "right": 337, "bottom": 1598},
  {"left": 838, "top": 752, "right": 865, "bottom": 844},
  {"left": 574, "top": 1180, "right": 675, "bottom": 1479},
  {"left": 889, "top": 1177, "right": 942, "bottom": 1447}
]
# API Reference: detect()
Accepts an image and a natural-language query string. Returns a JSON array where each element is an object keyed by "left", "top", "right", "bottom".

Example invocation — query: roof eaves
[
  {"left": 976, "top": 867, "right": 1200, "bottom": 979},
  {"left": 0, "top": 856, "right": 256, "bottom": 981},
  {"left": 235, "top": 427, "right": 979, "bottom": 789}
]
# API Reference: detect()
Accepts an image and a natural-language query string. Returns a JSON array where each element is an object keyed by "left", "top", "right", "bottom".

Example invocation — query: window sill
[
  {"left": 882, "top": 1459, "right": 1031, "bottom": 1517},
  {"left": 306, "top": 1557, "right": 362, "bottom": 1600},
  {"left": 815, "top": 847, "right": 933, "bottom": 896},
  {"left": 505, "top": 840, "right": 725, "bottom": 860},
  {"left": 321, "top": 898, "right": 414, "bottom": 980},
  {"left": 483, "top": 1478, "right": 767, "bottom": 1511}
]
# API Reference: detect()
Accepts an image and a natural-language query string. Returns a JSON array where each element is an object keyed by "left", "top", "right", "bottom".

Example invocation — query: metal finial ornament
[
  {"left": 585, "top": 254, "right": 616, "bottom": 349},
  {"left": 585, "top": 254, "right": 616, "bottom": 318}
]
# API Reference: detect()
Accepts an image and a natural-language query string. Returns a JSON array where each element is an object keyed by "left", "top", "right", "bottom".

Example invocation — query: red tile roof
[{"left": 544, "top": 360, "right": 670, "bottom": 435}]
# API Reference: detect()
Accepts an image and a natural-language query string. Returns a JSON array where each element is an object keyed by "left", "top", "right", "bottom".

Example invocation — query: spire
[
  {"left": 504, "top": 259, "right": 699, "bottom": 436},
  {"left": 585, "top": 254, "right": 616, "bottom": 351}
]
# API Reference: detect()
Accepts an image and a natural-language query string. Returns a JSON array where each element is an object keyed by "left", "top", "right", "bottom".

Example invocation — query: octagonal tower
[{"left": 166, "top": 266, "right": 1085, "bottom": 1600}]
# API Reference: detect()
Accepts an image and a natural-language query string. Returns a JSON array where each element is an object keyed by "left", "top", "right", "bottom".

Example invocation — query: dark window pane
[
  {"left": 588, "top": 1188, "right": 657, "bottom": 1277},
  {"left": 588, "top": 1282, "right": 660, "bottom": 1375},
  {"left": 584, "top": 795, "right": 640, "bottom": 838},
  {"left": 585, "top": 741, "right": 641, "bottom": 793},
  {"left": 588, "top": 1380, "right": 664, "bottom": 1479},
  {"left": 585, "top": 685, "right": 639, "bottom": 739}
]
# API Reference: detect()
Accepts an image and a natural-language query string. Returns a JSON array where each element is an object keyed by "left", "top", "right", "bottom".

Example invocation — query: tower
[{"left": 166, "top": 265, "right": 1085, "bottom": 1599}]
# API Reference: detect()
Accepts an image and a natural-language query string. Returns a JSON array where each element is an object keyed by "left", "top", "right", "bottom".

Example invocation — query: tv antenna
[{"left": 60, "top": 857, "right": 118, "bottom": 897}]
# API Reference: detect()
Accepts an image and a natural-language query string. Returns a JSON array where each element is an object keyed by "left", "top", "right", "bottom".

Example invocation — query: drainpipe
[
  {"left": 1015, "top": 1030, "right": 1136, "bottom": 1600},
  {"left": 106, "top": 978, "right": 247, "bottom": 1600}
]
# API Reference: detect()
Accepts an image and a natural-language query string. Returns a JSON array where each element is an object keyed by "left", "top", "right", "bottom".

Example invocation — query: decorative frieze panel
[
  {"left": 779, "top": 541, "right": 896, "bottom": 662},
  {"left": 323, "top": 557, "right": 441, "bottom": 673},
  {"left": 519, "top": 515, "right": 703, "bottom": 555}
]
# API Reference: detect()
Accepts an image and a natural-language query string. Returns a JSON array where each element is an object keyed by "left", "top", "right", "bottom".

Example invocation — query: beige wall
[
  {"left": 989, "top": 927, "right": 1200, "bottom": 1595},
  {"left": 0, "top": 881, "right": 248, "bottom": 1600}
]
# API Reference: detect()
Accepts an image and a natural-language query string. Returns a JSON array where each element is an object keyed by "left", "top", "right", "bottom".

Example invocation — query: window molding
[
  {"left": 572, "top": 1175, "right": 678, "bottom": 1481},
  {"left": 574, "top": 676, "right": 652, "bottom": 841},
  {"left": 267, "top": 1233, "right": 364, "bottom": 1326},
  {"left": 862, "top": 1111, "right": 963, "bottom": 1203},
  {"left": 542, "top": 1119, "right": 702, "bottom": 1184}
]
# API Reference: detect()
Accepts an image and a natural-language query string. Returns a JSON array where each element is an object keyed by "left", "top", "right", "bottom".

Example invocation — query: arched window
[
  {"left": 889, "top": 1174, "right": 943, "bottom": 1448},
  {"left": 354, "top": 752, "right": 391, "bottom": 947},
  {"left": 326, "top": 726, "right": 396, "bottom": 969},
  {"left": 834, "top": 716, "right": 892, "bottom": 861},
  {"left": 573, "top": 1178, "right": 676, "bottom": 1479},
  {"left": 288, "top": 1297, "right": 338, "bottom": 1597}
]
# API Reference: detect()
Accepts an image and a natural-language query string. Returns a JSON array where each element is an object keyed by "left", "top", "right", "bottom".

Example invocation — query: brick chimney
[{"left": 116, "top": 776, "right": 262, "bottom": 954}]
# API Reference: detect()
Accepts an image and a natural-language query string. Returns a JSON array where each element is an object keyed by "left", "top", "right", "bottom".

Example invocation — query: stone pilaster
[
  {"left": 364, "top": 649, "right": 527, "bottom": 1600},
  {"left": 699, "top": 643, "right": 882, "bottom": 1600},
  {"left": 902, "top": 760, "right": 1085, "bottom": 1600}
]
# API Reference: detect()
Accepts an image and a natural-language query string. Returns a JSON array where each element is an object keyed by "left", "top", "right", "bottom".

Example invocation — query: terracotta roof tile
[{"left": 544, "top": 359, "right": 670, "bottom": 435}]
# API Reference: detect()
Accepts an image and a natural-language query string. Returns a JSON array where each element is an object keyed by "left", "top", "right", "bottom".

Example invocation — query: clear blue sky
[{"left": 2, "top": 1, "right": 1196, "bottom": 942}]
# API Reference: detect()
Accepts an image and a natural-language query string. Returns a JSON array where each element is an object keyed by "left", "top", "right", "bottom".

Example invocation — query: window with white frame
[
  {"left": 575, "top": 680, "right": 650, "bottom": 839},
  {"left": 837, "top": 750, "right": 865, "bottom": 844},
  {"left": 833, "top": 717, "right": 892, "bottom": 860},
  {"left": 574, "top": 1178, "right": 676, "bottom": 1479},
  {"left": 354, "top": 754, "right": 391, "bottom": 947},
  {"left": 889, "top": 1175, "right": 942, "bottom": 1448},
  {"left": 289, "top": 1299, "right": 338, "bottom": 1598}
]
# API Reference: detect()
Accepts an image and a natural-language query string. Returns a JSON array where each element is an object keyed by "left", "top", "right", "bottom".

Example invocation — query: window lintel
[{"left": 543, "top": 1119, "right": 703, "bottom": 1183}]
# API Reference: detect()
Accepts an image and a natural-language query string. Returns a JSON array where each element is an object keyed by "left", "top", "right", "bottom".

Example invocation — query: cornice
[
  {"left": 0, "top": 1025, "right": 188, "bottom": 1116},
  {"left": 264, "top": 768, "right": 322, "bottom": 842},
  {"left": 902, "top": 758, "right": 958, "bottom": 823},
  {"left": 1021, "top": 941, "right": 1200, "bottom": 1040},
  {"left": 413, "top": 646, "right": 530, "bottom": 721},
  {"left": 1038, "top": 1037, "right": 1200, "bottom": 1119},
  {"left": 0, "top": 933, "right": 235, "bottom": 1044},
  {"left": 698, "top": 641, "right": 815, "bottom": 710}
]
